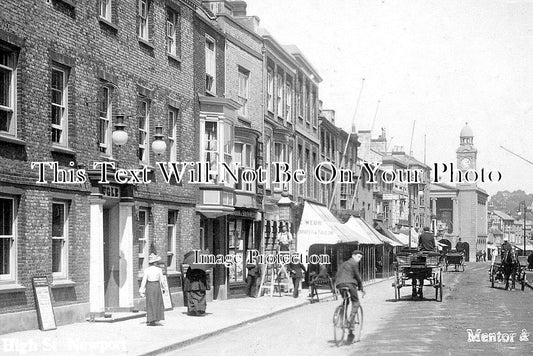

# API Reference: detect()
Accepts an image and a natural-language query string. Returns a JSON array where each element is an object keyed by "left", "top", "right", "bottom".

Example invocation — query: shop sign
[
  {"left": 101, "top": 185, "right": 120, "bottom": 199},
  {"left": 32, "top": 276, "right": 57, "bottom": 331},
  {"left": 234, "top": 209, "right": 256, "bottom": 219}
]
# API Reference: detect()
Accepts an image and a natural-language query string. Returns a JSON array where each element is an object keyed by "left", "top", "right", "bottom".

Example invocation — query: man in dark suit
[
  {"left": 418, "top": 227, "right": 436, "bottom": 252},
  {"left": 335, "top": 250, "right": 366, "bottom": 332},
  {"left": 288, "top": 255, "right": 306, "bottom": 298}
]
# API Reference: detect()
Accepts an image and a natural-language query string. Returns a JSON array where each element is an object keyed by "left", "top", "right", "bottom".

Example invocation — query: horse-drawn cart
[
  {"left": 445, "top": 251, "right": 465, "bottom": 272},
  {"left": 489, "top": 253, "right": 526, "bottom": 291},
  {"left": 393, "top": 251, "right": 444, "bottom": 302}
]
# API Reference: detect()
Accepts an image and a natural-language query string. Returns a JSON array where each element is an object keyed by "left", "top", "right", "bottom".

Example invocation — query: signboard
[
  {"left": 32, "top": 276, "right": 57, "bottom": 331},
  {"left": 161, "top": 275, "right": 173, "bottom": 310},
  {"left": 100, "top": 185, "right": 120, "bottom": 199}
]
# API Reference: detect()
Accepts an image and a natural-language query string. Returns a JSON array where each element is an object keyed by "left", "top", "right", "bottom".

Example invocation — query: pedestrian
[
  {"left": 287, "top": 254, "right": 306, "bottom": 298},
  {"left": 527, "top": 251, "right": 533, "bottom": 270},
  {"left": 482, "top": 250, "right": 486, "bottom": 262},
  {"left": 139, "top": 253, "right": 168, "bottom": 326},
  {"left": 335, "top": 250, "right": 366, "bottom": 340},
  {"left": 455, "top": 238, "right": 464, "bottom": 254},
  {"left": 183, "top": 267, "right": 208, "bottom": 316},
  {"left": 245, "top": 262, "right": 261, "bottom": 297},
  {"left": 277, "top": 224, "right": 293, "bottom": 252}
]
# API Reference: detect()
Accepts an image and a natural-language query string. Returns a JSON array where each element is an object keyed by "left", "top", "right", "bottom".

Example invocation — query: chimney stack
[{"left": 231, "top": 1, "right": 247, "bottom": 17}]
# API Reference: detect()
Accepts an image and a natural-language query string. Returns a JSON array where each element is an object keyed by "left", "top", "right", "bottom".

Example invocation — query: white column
[
  {"left": 89, "top": 195, "right": 105, "bottom": 315},
  {"left": 119, "top": 202, "right": 135, "bottom": 308}
]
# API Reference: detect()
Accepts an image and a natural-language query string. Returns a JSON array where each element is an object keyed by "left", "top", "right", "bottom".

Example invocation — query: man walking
[{"left": 288, "top": 255, "right": 306, "bottom": 298}]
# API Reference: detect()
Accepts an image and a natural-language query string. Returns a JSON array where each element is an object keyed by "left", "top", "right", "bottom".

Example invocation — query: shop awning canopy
[
  {"left": 374, "top": 221, "right": 404, "bottom": 246},
  {"left": 343, "top": 216, "right": 386, "bottom": 245},
  {"left": 513, "top": 243, "right": 533, "bottom": 251},
  {"left": 296, "top": 202, "right": 369, "bottom": 257},
  {"left": 393, "top": 232, "right": 415, "bottom": 247}
]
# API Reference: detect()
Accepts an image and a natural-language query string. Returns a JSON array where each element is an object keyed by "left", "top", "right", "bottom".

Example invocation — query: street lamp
[
  {"left": 112, "top": 114, "right": 129, "bottom": 146},
  {"left": 151, "top": 125, "right": 167, "bottom": 156}
]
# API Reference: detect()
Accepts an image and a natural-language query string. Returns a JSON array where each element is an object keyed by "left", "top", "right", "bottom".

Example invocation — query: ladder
[{"left": 258, "top": 247, "right": 292, "bottom": 297}]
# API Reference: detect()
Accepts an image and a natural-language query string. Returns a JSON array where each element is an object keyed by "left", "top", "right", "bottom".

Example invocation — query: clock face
[{"left": 461, "top": 158, "right": 471, "bottom": 169}]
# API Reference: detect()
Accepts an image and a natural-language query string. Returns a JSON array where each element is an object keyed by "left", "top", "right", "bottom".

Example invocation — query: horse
[{"left": 501, "top": 249, "right": 520, "bottom": 290}]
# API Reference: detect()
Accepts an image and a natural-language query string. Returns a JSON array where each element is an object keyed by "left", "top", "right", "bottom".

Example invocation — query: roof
[
  {"left": 374, "top": 221, "right": 405, "bottom": 246},
  {"left": 492, "top": 210, "right": 515, "bottom": 221},
  {"left": 460, "top": 123, "right": 473, "bottom": 137},
  {"left": 343, "top": 217, "right": 384, "bottom": 245}
]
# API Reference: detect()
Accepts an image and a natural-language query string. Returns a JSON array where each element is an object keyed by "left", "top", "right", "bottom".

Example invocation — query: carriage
[
  {"left": 445, "top": 251, "right": 465, "bottom": 272},
  {"left": 392, "top": 250, "right": 444, "bottom": 302},
  {"left": 489, "top": 253, "right": 526, "bottom": 291}
]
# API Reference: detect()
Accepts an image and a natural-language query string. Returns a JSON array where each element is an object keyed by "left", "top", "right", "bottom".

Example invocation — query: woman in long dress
[
  {"left": 139, "top": 254, "right": 168, "bottom": 326},
  {"left": 184, "top": 267, "right": 208, "bottom": 316}
]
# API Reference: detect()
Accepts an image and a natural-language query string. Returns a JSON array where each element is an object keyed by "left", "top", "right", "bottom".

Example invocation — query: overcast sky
[{"left": 244, "top": 0, "right": 533, "bottom": 196}]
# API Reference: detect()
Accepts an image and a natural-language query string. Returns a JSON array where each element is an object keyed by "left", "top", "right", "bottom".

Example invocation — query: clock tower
[{"left": 456, "top": 122, "right": 477, "bottom": 182}]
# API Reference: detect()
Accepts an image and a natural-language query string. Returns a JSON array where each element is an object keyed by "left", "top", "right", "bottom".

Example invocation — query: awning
[
  {"left": 374, "top": 221, "right": 404, "bottom": 246},
  {"left": 296, "top": 202, "right": 369, "bottom": 258},
  {"left": 343, "top": 216, "right": 384, "bottom": 245},
  {"left": 393, "top": 232, "right": 418, "bottom": 247},
  {"left": 513, "top": 243, "right": 533, "bottom": 251}
]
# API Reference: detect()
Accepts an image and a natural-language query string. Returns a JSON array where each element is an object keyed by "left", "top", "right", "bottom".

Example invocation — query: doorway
[{"left": 103, "top": 204, "right": 120, "bottom": 309}]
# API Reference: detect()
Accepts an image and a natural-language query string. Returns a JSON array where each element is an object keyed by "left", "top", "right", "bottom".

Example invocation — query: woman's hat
[
  {"left": 148, "top": 253, "right": 161, "bottom": 264},
  {"left": 352, "top": 250, "right": 363, "bottom": 256}
]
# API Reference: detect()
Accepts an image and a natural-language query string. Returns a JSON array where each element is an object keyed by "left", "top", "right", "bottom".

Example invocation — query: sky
[{"left": 244, "top": 0, "right": 533, "bottom": 196}]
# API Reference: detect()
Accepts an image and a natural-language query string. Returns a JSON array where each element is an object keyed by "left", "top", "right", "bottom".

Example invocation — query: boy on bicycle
[{"left": 335, "top": 250, "right": 366, "bottom": 332}]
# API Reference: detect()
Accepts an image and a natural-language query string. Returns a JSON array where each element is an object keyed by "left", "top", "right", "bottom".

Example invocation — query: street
[{"left": 166, "top": 263, "right": 532, "bottom": 356}]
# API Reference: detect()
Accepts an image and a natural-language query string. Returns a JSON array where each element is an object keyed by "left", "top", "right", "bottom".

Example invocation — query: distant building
[{"left": 430, "top": 124, "right": 488, "bottom": 261}]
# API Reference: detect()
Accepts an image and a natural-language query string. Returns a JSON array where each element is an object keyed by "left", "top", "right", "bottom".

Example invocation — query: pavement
[{"left": 0, "top": 278, "right": 388, "bottom": 356}]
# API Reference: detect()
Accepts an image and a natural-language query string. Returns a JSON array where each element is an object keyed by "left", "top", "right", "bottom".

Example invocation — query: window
[
  {"left": 166, "top": 8, "right": 179, "bottom": 56},
  {"left": 98, "top": 86, "right": 112, "bottom": 155},
  {"left": 298, "top": 77, "right": 303, "bottom": 117},
  {"left": 167, "top": 211, "right": 177, "bottom": 270},
  {"left": 265, "top": 136, "right": 271, "bottom": 191},
  {"left": 205, "top": 37, "right": 216, "bottom": 93},
  {"left": 168, "top": 107, "right": 178, "bottom": 162},
  {"left": 137, "top": 0, "right": 149, "bottom": 40},
  {"left": 267, "top": 69, "right": 273, "bottom": 112},
  {"left": 235, "top": 143, "right": 254, "bottom": 192},
  {"left": 285, "top": 81, "right": 292, "bottom": 122},
  {"left": 52, "top": 202, "right": 68, "bottom": 278},
  {"left": 138, "top": 208, "right": 149, "bottom": 271},
  {"left": 200, "top": 119, "right": 233, "bottom": 185},
  {"left": 0, "top": 197, "right": 15, "bottom": 281},
  {"left": 138, "top": 100, "right": 149, "bottom": 164},
  {"left": 311, "top": 88, "right": 317, "bottom": 126},
  {"left": 237, "top": 69, "right": 249, "bottom": 117},
  {"left": 0, "top": 48, "right": 16, "bottom": 136},
  {"left": 274, "top": 142, "right": 287, "bottom": 191},
  {"left": 304, "top": 83, "right": 309, "bottom": 123},
  {"left": 51, "top": 66, "right": 68, "bottom": 146},
  {"left": 276, "top": 73, "right": 283, "bottom": 117},
  {"left": 99, "top": 0, "right": 111, "bottom": 21}
]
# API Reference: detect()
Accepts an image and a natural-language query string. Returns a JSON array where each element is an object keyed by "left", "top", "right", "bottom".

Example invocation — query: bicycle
[{"left": 333, "top": 287, "right": 363, "bottom": 346}]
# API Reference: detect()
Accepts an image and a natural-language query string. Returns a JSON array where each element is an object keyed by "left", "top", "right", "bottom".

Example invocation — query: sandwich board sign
[{"left": 32, "top": 276, "right": 57, "bottom": 331}]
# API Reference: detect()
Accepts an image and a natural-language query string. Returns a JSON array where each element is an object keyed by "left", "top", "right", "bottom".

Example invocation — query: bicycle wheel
[
  {"left": 333, "top": 305, "right": 345, "bottom": 346},
  {"left": 351, "top": 305, "right": 363, "bottom": 342}
]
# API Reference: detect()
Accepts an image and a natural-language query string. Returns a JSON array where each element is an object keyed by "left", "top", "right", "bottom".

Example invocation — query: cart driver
[
  {"left": 335, "top": 250, "right": 366, "bottom": 336},
  {"left": 413, "top": 227, "right": 435, "bottom": 298}
]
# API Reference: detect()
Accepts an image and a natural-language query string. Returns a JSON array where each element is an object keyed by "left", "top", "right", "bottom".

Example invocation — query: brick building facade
[{"left": 0, "top": 0, "right": 201, "bottom": 333}]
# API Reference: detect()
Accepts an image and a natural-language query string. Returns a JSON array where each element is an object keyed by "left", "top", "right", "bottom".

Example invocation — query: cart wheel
[
  {"left": 394, "top": 270, "right": 399, "bottom": 301},
  {"left": 490, "top": 266, "right": 495, "bottom": 288}
]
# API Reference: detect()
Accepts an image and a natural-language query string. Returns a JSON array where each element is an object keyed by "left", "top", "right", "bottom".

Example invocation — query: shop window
[
  {"left": 0, "top": 197, "right": 16, "bottom": 281},
  {"left": 51, "top": 66, "right": 69, "bottom": 147},
  {"left": 205, "top": 36, "right": 216, "bottom": 94},
  {"left": 138, "top": 99, "right": 149, "bottom": 164},
  {"left": 167, "top": 211, "right": 178, "bottom": 271},
  {"left": 98, "top": 85, "right": 112, "bottom": 156},
  {"left": 52, "top": 201, "right": 68, "bottom": 278},
  {"left": 0, "top": 47, "right": 17, "bottom": 136},
  {"left": 228, "top": 219, "right": 252, "bottom": 284}
]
